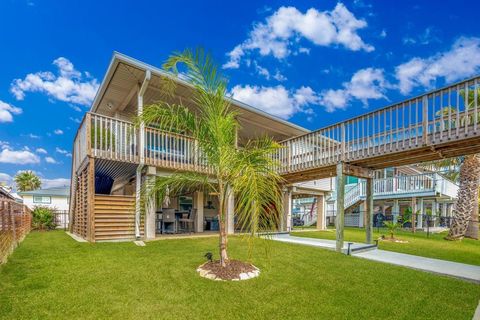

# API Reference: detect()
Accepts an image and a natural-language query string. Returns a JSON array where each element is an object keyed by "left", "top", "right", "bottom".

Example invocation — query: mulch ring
[{"left": 197, "top": 260, "right": 260, "bottom": 281}]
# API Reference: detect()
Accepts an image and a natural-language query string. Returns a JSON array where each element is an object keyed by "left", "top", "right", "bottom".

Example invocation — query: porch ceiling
[{"left": 91, "top": 53, "right": 309, "bottom": 142}]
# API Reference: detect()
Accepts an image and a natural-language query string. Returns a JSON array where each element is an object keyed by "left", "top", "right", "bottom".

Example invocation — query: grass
[
  {"left": 1, "top": 231, "right": 479, "bottom": 320},
  {"left": 292, "top": 227, "right": 480, "bottom": 266}
]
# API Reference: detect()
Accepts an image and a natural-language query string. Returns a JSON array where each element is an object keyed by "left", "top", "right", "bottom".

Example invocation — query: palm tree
[
  {"left": 138, "top": 49, "right": 283, "bottom": 267},
  {"left": 14, "top": 170, "right": 41, "bottom": 192},
  {"left": 433, "top": 88, "right": 480, "bottom": 240}
]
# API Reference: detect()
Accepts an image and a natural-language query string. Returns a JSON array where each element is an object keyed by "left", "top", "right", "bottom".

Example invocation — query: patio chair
[
  {"left": 179, "top": 209, "right": 196, "bottom": 233},
  {"left": 162, "top": 208, "right": 177, "bottom": 234}
]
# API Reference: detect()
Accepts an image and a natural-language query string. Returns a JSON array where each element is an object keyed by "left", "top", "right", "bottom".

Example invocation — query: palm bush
[
  {"left": 138, "top": 49, "right": 283, "bottom": 267},
  {"left": 32, "top": 206, "right": 56, "bottom": 230}
]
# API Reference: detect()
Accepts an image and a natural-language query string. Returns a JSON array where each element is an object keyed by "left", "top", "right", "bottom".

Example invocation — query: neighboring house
[
  {"left": 69, "top": 52, "right": 331, "bottom": 242},
  {"left": 325, "top": 165, "right": 457, "bottom": 228},
  {"left": 19, "top": 187, "right": 70, "bottom": 211},
  {"left": 0, "top": 186, "right": 23, "bottom": 203}
]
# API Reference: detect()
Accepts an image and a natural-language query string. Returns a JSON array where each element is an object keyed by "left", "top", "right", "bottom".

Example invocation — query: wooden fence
[{"left": 0, "top": 200, "right": 32, "bottom": 264}]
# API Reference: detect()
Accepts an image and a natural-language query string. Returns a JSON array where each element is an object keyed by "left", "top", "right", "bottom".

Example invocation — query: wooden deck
[{"left": 278, "top": 76, "right": 480, "bottom": 182}]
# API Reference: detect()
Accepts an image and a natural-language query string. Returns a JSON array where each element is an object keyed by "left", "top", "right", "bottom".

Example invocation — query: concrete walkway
[
  {"left": 270, "top": 233, "right": 371, "bottom": 253},
  {"left": 270, "top": 234, "right": 480, "bottom": 283}
]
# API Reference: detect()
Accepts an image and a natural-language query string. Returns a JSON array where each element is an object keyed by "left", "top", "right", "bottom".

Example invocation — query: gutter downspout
[{"left": 135, "top": 70, "right": 151, "bottom": 239}]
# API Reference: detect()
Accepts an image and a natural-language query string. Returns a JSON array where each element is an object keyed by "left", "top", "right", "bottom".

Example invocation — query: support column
[
  {"left": 336, "top": 163, "right": 345, "bottom": 252},
  {"left": 134, "top": 70, "right": 150, "bottom": 239},
  {"left": 316, "top": 195, "right": 326, "bottom": 230},
  {"left": 282, "top": 189, "right": 292, "bottom": 232},
  {"left": 365, "top": 177, "right": 373, "bottom": 244},
  {"left": 226, "top": 190, "right": 235, "bottom": 234},
  {"left": 411, "top": 197, "right": 417, "bottom": 233},
  {"left": 134, "top": 167, "right": 143, "bottom": 239},
  {"left": 144, "top": 166, "right": 157, "bottom": 240},
  {"left": 416, "top": 198, "right": 424, "bottom": 230},
  {"left": 392, "top": 199, "right": 400, "bottom": 223},
  {"left": 431, "top": 200, "right": 437, "bottom": 227},
  {"left": 358, "top": 202, "right": 365, "bottom": 228},
  {"left": 193, "top": 191, "right": 204, "bottom": 233}
]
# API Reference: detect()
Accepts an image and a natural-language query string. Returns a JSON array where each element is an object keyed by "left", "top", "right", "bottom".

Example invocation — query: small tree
[
  {"left": 138, "top": 49, "right": 283, "bottom": 268},
  {"left": 14, "top": 171, "right": 41, "bottom": 192},
  {"left": 383, "top": 221, "right": 400, "bottom": 240},
  {"left": 32, "top": 206, "right": 56, "bottom": 230}
]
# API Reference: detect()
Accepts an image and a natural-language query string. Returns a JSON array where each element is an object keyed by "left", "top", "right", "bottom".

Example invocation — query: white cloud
[
  {"left": 69, "top": 117, "right": 81, "bottom": 123},
  {"left": 402, "top": 27, "right": 440, "bottom": 46},
  {"left": 36, "top": 148, "right": 47, "bottom": 154},
  {"left": 0, "top": 148, "right": 40, "bottom": 164},
  {"left": 27, "top": 133, "right": 40, "bottom": 139},
  {"left": 224, "top": 3, "right": 373, "bottom": 69},
  {"left": 41, "top": 178, "right": 70, "bottom": 189},
  {"left": 395, "top": 37, "right": 480, "bottom": 94},
  {"left": 10, "top": 57, "right": 99, "bottom": 106},
  {"left": 230, "top": 84, "right": 319, "bottom": 119},
  {"left": 45, "top": 156, "right": 58, "bottom": 164},
  {"left": 54, "top": 129, "right": 64, "bottom": 135},
  {"left": 55, "top": 147, "right": 68, "bottom": 154},
  {"left": 0, "top": 100, "right": 22, "bottom": 123},
  {"left": 56, "top": 147, "right": 72, "bottom": 157},
  {"left": 320, "top": 68, "right": 387, "bottom": 112},
  {"left": 254, "top": 62, "right": 271, "bottom": 79},
  {"left": 273, "top": 70, "right": 287, "bottom": 81}
]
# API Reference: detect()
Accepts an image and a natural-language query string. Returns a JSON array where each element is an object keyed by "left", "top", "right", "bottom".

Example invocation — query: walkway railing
[{"left": 277, "top": 76, "right": 480, "bottom": 174}]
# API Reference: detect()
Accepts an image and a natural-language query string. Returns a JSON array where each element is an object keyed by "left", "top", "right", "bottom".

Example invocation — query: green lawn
[
  {"left": 292, "top": 227, "right": 480, "bottom": 266},
  {"left": 1, "top": 231, "right": 479, "bottom": 320}
]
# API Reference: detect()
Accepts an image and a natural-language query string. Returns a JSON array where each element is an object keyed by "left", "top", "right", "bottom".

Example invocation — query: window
[{"left": 33, "top": 196, "right": 51, "bottom": 204}]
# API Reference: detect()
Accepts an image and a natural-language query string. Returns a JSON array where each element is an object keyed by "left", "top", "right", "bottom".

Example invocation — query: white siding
[{"left": 22, "top": 195, "right": 69, "bottom": 211}]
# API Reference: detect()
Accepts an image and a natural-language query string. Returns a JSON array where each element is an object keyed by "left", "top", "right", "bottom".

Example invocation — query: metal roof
[{"left": 19, "top": 186, "right": 70, "bottom": 197}]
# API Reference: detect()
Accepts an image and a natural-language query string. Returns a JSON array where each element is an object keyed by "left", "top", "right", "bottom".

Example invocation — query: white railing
[
  {"left": 361, "top": 173, "right": 436, "bottom": 197},
  {"left": 332, "top": 173, "right": 458, "bottom": 209},
  {"left": 78, "top": 113, "right": 212, "bottom": 173},
  {"left": 345, "top": 184, "right": 361, "bottom": 208},
  {"left": 90, "top": 113, "right": 138, "bottom": 163},
  {"left": 278, "top": 76, "right": 480, "bottom": 174},
  {"left": 434, "top": 173, "right": 459, "bottom": 198},
  {"left": 144, "top": 127, "right": 210, "bottom": 173}
]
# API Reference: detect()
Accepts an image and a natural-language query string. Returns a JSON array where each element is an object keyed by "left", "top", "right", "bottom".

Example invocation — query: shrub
[{"left": 32, "top": 206, "right": 56, "bottom": 230}]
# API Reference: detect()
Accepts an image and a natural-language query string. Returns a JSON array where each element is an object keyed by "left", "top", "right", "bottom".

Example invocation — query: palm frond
[{"left": 231, "top": 137, "right": 284, "bottom": 238}]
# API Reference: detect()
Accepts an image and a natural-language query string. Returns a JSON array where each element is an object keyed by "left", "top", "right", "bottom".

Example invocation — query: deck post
[
  {"left": 336, "top": 163, "right": 345, "bottom": 252},
  {"left": 316, "top": 195, "right": 326, "bottom": 230},
  {"left": 365, "top": 177, "right": 373, "bottom": 244}
]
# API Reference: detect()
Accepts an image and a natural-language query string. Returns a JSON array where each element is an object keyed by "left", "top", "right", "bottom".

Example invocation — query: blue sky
[{"left": 1, "top": 0, "right": 480, "bottom": 189}]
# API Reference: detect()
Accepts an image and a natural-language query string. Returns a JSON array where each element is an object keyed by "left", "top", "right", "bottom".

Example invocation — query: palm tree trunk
[
  {"left": 465, "top": 188, "right": 479, "bottom": 239},
  {"left": 447, "top": 155, "right": 480, "bottom": 240},
  {"left": 218, "top": 186, "right": 229, "bottom": 267}
]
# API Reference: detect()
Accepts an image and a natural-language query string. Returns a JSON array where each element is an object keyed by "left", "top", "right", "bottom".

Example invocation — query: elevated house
[
  {"left": 70, "top": 52, "right": 480, "bottom": 249},
  {"left": 69, "top": 52, "right": 331, "bottom": 242}
]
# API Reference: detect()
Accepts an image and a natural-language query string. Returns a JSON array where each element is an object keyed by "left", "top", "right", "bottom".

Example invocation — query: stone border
[{"left": 197, "top": 262, "right": 260, "bottom": 281}]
